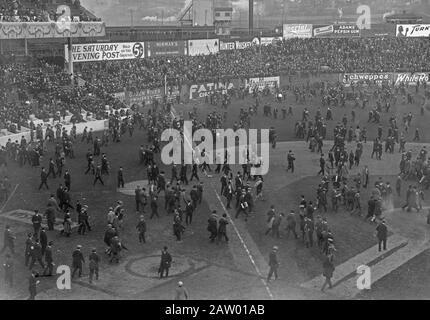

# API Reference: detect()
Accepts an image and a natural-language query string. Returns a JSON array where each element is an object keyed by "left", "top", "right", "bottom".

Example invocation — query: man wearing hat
[
  {"left": 207, "top": 211, "right": 218, "bottom": 243},
  {"left": 39, "top": 228, "right": 48, "bottom": 256},
  {"left": 190, "top": 186, "right": 199, "bottom": 210},
  {"left": 267, "top": 246, "right": 279, "bottom": 281},
  {"left": 117, "top": 167, "right": 125, "bottom": 189},
  {"left": 159, "top": 246, "right": 172, "bottom": 279},
  {"left": 287, "top": 150, "right": 295, "bottom": 172},
  {"left": 136, "top": 215, "right": 147, "bottom": 244},
  {"left": 174, "top": 281, "right": 189, "bottom": 300},
  {"left": 197, "top": 182, "right": 204, "bottom": 205},
  {"left": 93, "top": 165, "right": 104, "bottom": 186},
  {"left": 29, "top": 239, "right": 45, "bottom": 270},
  {"left": 1, "top": 225, "right": 15, "bottom": 255},
  {"left": 28, "top": 270, "right": 40, "bottom": 300},
  {"left": 24, "top": 233, "right": 34, "bottom": 267},
  {"left": 78, "top": 205, "right": 91, "bottom": 235},
  {"left": 43, "top": 241, "right": 54, "bottom": 276},
  {"left": 71, "top": 245, "right": 85, "bottom": 278},
  {"left": 3, "top": 253, "right": 14, "bottom": 287},
  {"left": 157, "top": 171, "right": 166, "bottom": 194},
  {"left": 89, "top": 248, "right": 100, "bottom": 284},
  {"left": 376, "top": 220, "right": 388, "bottom": 252},
  {"left": 285, "top": 211, "right": 298, "bottom": 239},
  {"left": 107, "top": 207, "right": 115, "bottom": 225},
  {"left": 31, "top": 210, "right": 42, "bottom": 239},
  {"left": 217, "top": 214, "right": 229, "bottom": 243}
]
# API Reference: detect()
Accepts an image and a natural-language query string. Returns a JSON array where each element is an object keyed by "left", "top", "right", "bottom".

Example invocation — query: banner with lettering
[
  {"left": 396, "top": 24, "right": 430, "bottom": 37},
  {"left": 283, "top": 24, "right": 312, "bottom": 39},
  {"left": 313, "top": 24, "right": 360, "bottom": 37},
  {"left": 188, "top": 39, "right": 219, "bottom": 56},
  {"left": 394, "top": 72, "right": 430, "bottom": 86},
  {"left": 219, "top": 40, "right": 253, "bottom": 50},
  {"left": 146, "top": 41, "right": 187, "bottom": 57},
  {"left": 65, "top": 42, "right": 145, "bottom": 63},
  {"left": 340, "top": 73, "right": 394, "bottom": 86},
  {"left": 246, "top": 76, "right": 280, "bottom": 93},
  {"left": 189, "top": 81, "right": 234, "bottom": 99}
]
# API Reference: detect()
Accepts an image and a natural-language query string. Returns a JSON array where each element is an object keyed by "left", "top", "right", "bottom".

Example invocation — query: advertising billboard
[
  {"left": 189, "top": 81, "right": 234, "bottom": 99},
  {"left": 146, "top": 41, "right": 187, "bottom": 57},
  {"left": 246, "top": 76, "right": 280, "bottom": 93},
  {"left": 313, "top": 24, "right": 359, "bottom": 37},
  {"left": 340, "top": 73, "right": 393, "bottom": 86},
  {"left": 283, "top": 24, "right": 312, "bottom": 39},
  {"left": 252, "top": 37, "right": 283, "bottom": 46},
  {"left": 65, "top": 42, "right": 145, "bottom": 63},
  {"left": 219, "top": 40, "right": 253, "bottom": 50},
  {"left": 396, "top": 24, "right": 430, "bottom": 37},
  {"left": 394, "top": 72, "right": 430, "bottom": 86},
  {"left": 188, "top": 39, "right": 219, "bottom": 56}
]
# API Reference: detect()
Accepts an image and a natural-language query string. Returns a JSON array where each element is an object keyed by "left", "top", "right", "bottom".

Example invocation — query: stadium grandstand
[{"left": 2, "top": 0, "right": 430, "bottom": 303}]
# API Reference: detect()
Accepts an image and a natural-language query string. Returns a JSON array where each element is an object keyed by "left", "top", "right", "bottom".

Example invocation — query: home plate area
[{"left": 0, "top": 209, "right": 79, "bottom": 232}]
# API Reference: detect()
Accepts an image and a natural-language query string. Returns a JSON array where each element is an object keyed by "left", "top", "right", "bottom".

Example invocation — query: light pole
[
  {"left": 129, "top": 9, "right": 133, "bottom": 27},
  {"left": 164, "top": 59, "right": 171, "bottom": 96}
]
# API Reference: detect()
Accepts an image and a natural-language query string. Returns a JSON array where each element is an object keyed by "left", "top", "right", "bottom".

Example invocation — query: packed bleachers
[
  {"left": 1, "top": 37, "right": 430, "bottom": 132},
  {"left": 77, "top": 37, "right": 430, "bottom": 94},
  {"left": 0, "top": 55, "right": 123, "bottom": 132},
  {"left": 0, "top": 0, "right": 100, "bottom": 22}
]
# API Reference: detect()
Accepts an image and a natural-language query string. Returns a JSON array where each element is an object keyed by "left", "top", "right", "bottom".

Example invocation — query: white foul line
[
  {"left": 170, "top": 106, "right": 274, "bottom": 300},
  {"left": 0, "top": 184, "right": 19, "bottom": 214},
  {"left": 213, "top": 189, "right": 274, "bottom": 300}
]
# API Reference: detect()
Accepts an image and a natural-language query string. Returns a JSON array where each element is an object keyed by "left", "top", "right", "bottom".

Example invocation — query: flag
[{"left": 338, "top": 7, "right": 343, "bottom": 19}]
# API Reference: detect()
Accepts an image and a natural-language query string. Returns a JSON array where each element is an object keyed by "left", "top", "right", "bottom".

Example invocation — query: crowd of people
[
  {"left": 0, "top": 56, "right": 125, "bottom": 130},
  {"left": 0, "top": 0, "right": 100, "bottom": 22},
  {"left": 77, "top": 37, "right": 430, "bottom": 94},
  {"left": 1, "top": 36, "right": 430, "bottom": 133},
  {"left": 2, "top": 26, "right": 430, "bottom": 298}
]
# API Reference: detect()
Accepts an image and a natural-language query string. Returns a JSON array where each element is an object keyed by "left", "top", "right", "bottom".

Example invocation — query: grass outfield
[{"left": 0, "top": 85, "right": 429, "bottom": 299}]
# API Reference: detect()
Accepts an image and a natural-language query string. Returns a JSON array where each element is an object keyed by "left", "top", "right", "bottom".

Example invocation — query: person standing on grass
[
  {"left": 3, "top": 253, "right": 14, "bottom": 288},
  {"left": 174, "top": 281, "right": 189, "bottom": 300},
  {"left": 1, "top": 225, "right": 15, "bottom": 255},
  {"left": 285, "top": 210, "right": 298, "bottom": 239},
  {"left": 267, "top": 246, "right": 279, "bottom": 282},
  {"left": 217, "top": 213, "right": 229, "bottom": 243},
  {"left": 39, "top": 167, "right": 49, "bottom": 190},
  {"left": 117, "top": 167, "right": 125, "bottom": 188},
  {"left": 28, "top": 270, "right": 40, "bottom": 300},
  {"left": 29, "top": 239, "right": 45, "bottom": 270},
  {"left": 43, "top": 241, "right": 54, "bottom": 276},
  {"left": 64, "top": 169, "right": 71, "bottom": 191},
  {"left": 136, "top": 215, "right": 147, "bottom": 244},
  {"left": 321, "top": 254, "right": 335, "bottom": 292},
  {"left": 71, "top": 245, "right": 85, "bottom": 278},
  {"left": 159, "top": 246, "right": 172, "bottom": 279},
  {"left": 93, "top": 165, "right": 104, "bottom": 186},
  {"left": 89, "top": 248, "right": 100, "bottom": 284},
  {"left": 376, "top": 220, "right": 388, "bottom": 252}
]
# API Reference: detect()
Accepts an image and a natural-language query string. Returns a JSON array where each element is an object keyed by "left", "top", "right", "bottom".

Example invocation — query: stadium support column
[
  {"left": 249, "top": 0, "right": 254, "bottom": 34},
  {"left": 67, "top": 37, "right": 74, "bottom": 77},
  {"left": 24, "top": 38, "right": 28, "bottom": 56},
  {"left": 164, "top": 74, "right": 167, "bottom": 97}
]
